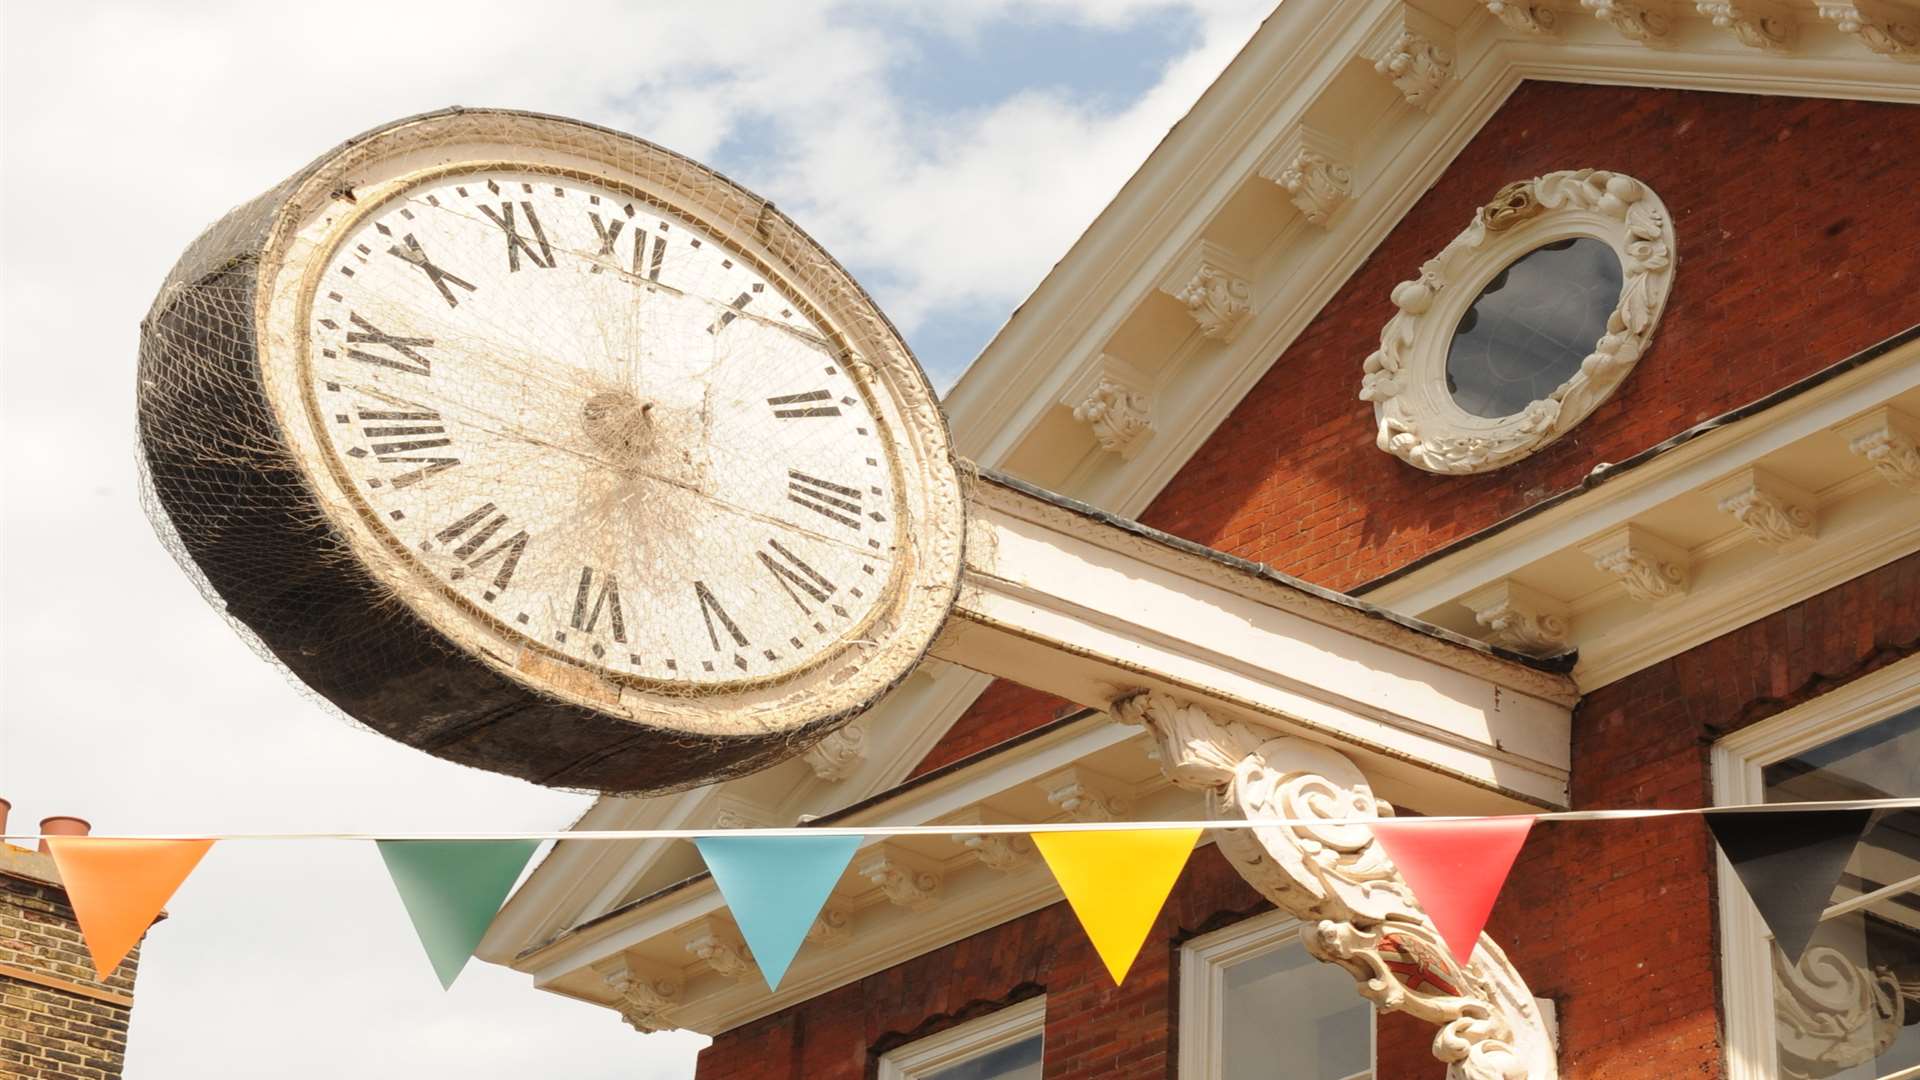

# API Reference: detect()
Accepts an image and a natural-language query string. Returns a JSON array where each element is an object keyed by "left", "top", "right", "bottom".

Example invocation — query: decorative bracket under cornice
[
  {"left": 1111, "top": 690, "right": 1558, "bottom": 1080},
  {"left": 595, "top": 954, "right": 683, "bottom": 1033}
]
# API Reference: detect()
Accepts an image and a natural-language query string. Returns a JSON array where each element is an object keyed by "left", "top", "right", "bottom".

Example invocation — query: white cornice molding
[{"left": 1362, "top": 336, "right": 1920, "bottom": 691}]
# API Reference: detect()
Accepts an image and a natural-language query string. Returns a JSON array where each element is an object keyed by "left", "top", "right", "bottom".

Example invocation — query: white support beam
[{"left": 935, "top": 475, "right": 1576, "bottom": 812}]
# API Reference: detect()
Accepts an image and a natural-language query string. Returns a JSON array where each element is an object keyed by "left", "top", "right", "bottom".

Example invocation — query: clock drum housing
[{"left": 137, "top": 109, "right": 966, "bottom": 794}]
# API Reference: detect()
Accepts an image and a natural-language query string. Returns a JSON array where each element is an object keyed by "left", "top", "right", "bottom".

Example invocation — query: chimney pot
[
  {"left": 0, "top": 797, "right": 10, "bottom": 838},
  {"left": 38, "top": 815, "right": 92, "bottom": 854}
]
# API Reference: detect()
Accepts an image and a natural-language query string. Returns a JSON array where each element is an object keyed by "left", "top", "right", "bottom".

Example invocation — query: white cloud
[{"left": 0, "top": 2, "right": 1268, "bottom": 1077}]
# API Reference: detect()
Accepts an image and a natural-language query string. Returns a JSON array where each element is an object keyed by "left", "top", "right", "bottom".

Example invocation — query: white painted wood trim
[
  {"left": 1712, "top": 654, "right": 1920, "bottom": 1080},
  {"left": 876, "top": 995, "right": 1045, "bottom": 1080},
  {"left": 1177, "top": 909, "right": 1376, "bottom": 1080}
]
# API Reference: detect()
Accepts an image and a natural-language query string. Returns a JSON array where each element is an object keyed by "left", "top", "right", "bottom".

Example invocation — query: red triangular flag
[
  {"left": 1370, "top": 816, "right": 1533, "bottom": 967},
  {"left": 47, "top": 838, "right": 214, "bottom": 978}
]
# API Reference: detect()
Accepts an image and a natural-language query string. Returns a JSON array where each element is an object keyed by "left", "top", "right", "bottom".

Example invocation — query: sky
[{"left": 0, "top": 3, "right": 1271, "bottom": 1077}]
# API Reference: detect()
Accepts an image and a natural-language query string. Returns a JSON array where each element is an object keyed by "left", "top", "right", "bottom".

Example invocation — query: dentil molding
[{"left": 1359, "top": 170, "right": 1676, "bottom": 475}]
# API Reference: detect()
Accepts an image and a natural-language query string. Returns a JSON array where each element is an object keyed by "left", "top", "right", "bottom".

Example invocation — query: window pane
[
  {"left": 923, "top": 1034, "right": 1042, "bottom": 1080},
  {"left": 1444, "top": 237, "right": 1622, "bottom": 420},
  {"left": 1221, "top": 937, "right": 1372, "bottom": 1080},
  {"left": 1762, "top": 706, "right": 1920, "bottom": 1080}
]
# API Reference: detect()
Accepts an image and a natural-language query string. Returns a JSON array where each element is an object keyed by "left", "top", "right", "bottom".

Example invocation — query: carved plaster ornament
[
  {"left": 802, "top": 720, "right": 868, "bottom": 782},
  {"left": 1483, "top": 1, "right": 1559, "bottom": 34},
  {"left": 683, "top": 920, "right": 755, "bottom": 979},
  {"left": 602, "top": 961, "right": 682, "bottom": 1033},
  {"left": 1359, "top": 171, "right": 1676, "bottom": 475},
  {"left": 1581, "top": 0, "right": 1673, "bottom": 42},
  {"left": 1696, "top": 2, "right": 1799, "bottom": 50},
  {"left": 859, "top": 847, "right": 942, "bottom": 909},
  {"left": 1276, "top": 151, "right": 1355, "bottom": 226},
  {"left": 1714, "top": 468, "right": 1817, "bottom": 547},
  {"left": 1816, "top": 3, "right": 1920, "bottom": 57},
  {"left": 807, "top": 904, "right": 852, "bottom": 946},
  {"left": 1838, "top": 407, "right": 1920, "bottom": 492},
  {"left": 1461, "top": 580, "right": 1572, "bottom": 657},
  {"left": 1072, "top": 377, "right": 1155, "bottom": 458},
  {"left": 1176, "top": 263, "right": 1254, "bottom": 341},
  {"left": 1773, "top": 944, "right": 1910, "bottom": 1080},
  {"left": 1112, "top": 691, "right": 1558, "bottom": 1080},
  {"left": 1376, "top": 31, "right": 1456, "bottom": 109},
  {"left": 1581, "top": 523, "right": 1690, "bottom": 603}
]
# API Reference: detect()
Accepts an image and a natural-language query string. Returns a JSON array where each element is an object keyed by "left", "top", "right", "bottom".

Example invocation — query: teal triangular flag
[
  {"left": 377, "top": 839, "right": 540, "bottom": 989},
  {"left": 695, "top": 835, "right": 859, "bottom": 989}
]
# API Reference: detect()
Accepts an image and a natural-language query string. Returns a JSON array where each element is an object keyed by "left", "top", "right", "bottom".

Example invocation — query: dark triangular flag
[{"left": 1705, "top": 808, "right": 1872, "bottom": 962}]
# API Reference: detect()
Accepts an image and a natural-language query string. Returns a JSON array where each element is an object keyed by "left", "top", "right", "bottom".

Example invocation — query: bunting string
[
  {"left": 7, "top": 795, "right": 1920, "bottom": 842},
  {"left": 12, "top": 796, "right": 1916, "bottom": 992}
]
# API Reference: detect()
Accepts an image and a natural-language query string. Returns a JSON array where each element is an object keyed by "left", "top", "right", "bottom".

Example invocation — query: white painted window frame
[
  {"left": 1177, "top": 908, "right": 1375, "bottom": 1080},
  {"left": 1711, "top": 653, "right": 1920, "bottom": 1080},
  {"left": 876, "top": 994, "right": 1045, "bottom": 1080}
]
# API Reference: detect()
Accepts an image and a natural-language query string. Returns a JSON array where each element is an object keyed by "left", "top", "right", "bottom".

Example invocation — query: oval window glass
[{"left": 1444, "top": 237, "right": 1623, "bottom": 420}]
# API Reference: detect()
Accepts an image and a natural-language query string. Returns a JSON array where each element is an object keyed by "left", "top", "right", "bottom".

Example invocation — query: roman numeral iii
[{"left": 788, "top": 470, "right": 864, "bottom": 529}]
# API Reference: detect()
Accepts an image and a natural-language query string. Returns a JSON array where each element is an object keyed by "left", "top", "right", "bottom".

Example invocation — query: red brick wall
[
  {"left": 694, "top": 844, "right": 1268, "bottom": 1080},
  {"left": 1382, "top": 549, "right": 1920, "bottom": 1078},
  {"left": 1138, "top": 82, "right": 1920, "bottom": 592},
  {"left": 917, "top": 81, "right": 1920, "bottom": 788}
]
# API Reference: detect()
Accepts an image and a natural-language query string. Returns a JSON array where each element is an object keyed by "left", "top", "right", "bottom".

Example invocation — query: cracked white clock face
[{"left": 298, "top": 169, "right": 904, "bottom": 688}]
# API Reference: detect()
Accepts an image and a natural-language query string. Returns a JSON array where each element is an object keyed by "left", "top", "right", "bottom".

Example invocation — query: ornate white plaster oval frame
[{"left": 1358, "top": 169, "right": 1676, "bottom": 475}]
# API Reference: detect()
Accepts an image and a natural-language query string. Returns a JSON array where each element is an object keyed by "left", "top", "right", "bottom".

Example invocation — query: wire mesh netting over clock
[{"left": 135, "top": 109, "right": 966, "bottom": 794}]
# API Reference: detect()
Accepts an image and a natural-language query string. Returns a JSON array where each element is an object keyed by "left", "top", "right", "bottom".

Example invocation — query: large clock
[{"left": 137, "top": 109, "right": 965, "bottom": 793}]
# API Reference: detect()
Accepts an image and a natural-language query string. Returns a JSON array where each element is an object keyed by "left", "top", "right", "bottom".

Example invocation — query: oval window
[{"left": 1444, "top": 237, "right": 1624, "bottom": 420}]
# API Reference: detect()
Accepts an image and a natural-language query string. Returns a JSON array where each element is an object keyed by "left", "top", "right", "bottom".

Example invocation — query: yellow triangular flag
[{"left": 1032, "top": 827, "right": 1201, "bottom": 984}]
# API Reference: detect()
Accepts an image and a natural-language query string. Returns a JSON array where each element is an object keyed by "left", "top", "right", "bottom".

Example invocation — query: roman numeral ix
[
  {"left": 387, "top": 233, "right": 476, "bottom": 308},
  {"left": 478, "top": 201, "right": 554, "bottom": 271},
  {"left": 432, "top": 502, "right": 529, "bottom": 596}
]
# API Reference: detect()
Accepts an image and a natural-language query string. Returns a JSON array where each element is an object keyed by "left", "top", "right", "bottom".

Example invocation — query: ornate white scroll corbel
[
  {"left": 1111, "top": 691, "right": 1559, "bottom": 1080},
  {"left": 595, "top": 954, "right": 682, "bottom": 1033}
]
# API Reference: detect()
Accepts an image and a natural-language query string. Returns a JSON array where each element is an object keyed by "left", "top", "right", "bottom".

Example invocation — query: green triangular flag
[{"left": 377, "top": 839, "right": 540, "bottom": 989}]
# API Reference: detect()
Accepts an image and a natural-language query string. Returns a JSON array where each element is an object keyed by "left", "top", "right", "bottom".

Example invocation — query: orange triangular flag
[
  {"left": 1031, "top": 827, "right": 1201, "bottom": 984},
  {"left": 47, "top": 838, "right": 214, "bottom": 978},
  {"left": 1369, "top": 817, "right": 1533, "bottom": 967}
]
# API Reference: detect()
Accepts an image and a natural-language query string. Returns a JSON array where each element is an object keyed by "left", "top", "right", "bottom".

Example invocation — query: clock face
[{"left": 299, "top": 168, "right": 903, "bottom": 688}]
